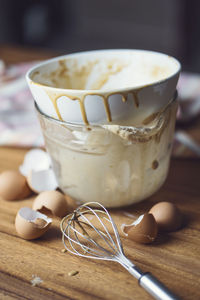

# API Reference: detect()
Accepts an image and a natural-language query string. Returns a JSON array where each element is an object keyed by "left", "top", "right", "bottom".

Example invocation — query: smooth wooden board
[{"left": 0, "top": 146, "right": 200, "bottom": 300}]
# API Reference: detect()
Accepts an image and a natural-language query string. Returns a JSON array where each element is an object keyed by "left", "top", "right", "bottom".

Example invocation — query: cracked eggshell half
[
  {"left": 0, "top": 170, "right": 32, "bottom": 201},
  {"left": 121, "top": 213, "right": 158, "bottom": 244},
  {"left": 15, "top": 207, "right": 52, "bottom": 240},
  {"left": 149, "top": 202, "right": 182, "bottom": 232},
  {"left": 27, "top": 168, "right": 58, "bottom": 193},
  {"left": 19, "top": 149, "right": 51, "bottom": 177},
  {"left": 32, "top": 190, "right": 68, "bottom": 218},
  {"left": 26, "top": 49, "right": 180, "bottom": 125}
]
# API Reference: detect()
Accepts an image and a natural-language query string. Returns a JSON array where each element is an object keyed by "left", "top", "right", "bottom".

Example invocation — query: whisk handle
[{"left": 139, "top": 272, "right": 180, "bottom": 300}]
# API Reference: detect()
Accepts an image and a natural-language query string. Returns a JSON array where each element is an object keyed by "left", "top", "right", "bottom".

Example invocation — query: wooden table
[{"left": 0, "top": 45, "right": 200, "bottom": 300}]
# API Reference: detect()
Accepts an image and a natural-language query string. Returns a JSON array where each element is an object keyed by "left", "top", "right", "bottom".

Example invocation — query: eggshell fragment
[
  {"left": 0, "top": 170, "right": 32, "bottom": 201},
  {"left": 122, "top": 213, "right": 158, "bottom": 244},
  {"left": 15, "top": 207, "right": 52, "bottom": 240},
  {"left": 27, "top": 169, "right": 58, "bottom": 193},
  {"left": 32, "top": 190, "right": 68, "bottom": 218},
  {"left": 149, "top": 202, "right": 182, "bottom": 232},
  {"left": 19, "top": 149, "right": 51, "bottom": 176}
]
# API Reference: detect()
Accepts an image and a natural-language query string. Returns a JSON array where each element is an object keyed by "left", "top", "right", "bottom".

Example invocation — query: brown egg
[
  {"left": 122, "top": 213, "right": 158, "bottom": 244},
  {"left": 0, "top": 170, "right": 32, "bottom": 201},
  {"left": 15, "top": 207, "right": 52, "bottom": 240},
  {"left": 32, "top": 190, "right": 68, "bottom": 218},
  {"left": 149, "top": 202, "right": 182, "bottom": 232}
]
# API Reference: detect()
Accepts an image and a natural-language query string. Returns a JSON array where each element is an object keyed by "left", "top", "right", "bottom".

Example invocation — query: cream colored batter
[{"left": 40, "top": 98, "right": 177, "bottom": 207}]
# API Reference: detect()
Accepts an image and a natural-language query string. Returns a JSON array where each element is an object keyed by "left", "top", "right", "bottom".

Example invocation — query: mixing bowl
[
  {"left": 27, "top": 49, "right": 180, "bottom": 207},
  {"left": 27, "top": 49, "right": 180, "bottom": 126}
]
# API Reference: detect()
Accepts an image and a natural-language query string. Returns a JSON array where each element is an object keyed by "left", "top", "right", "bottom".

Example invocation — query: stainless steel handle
[
  {"left": 118, "top": 256, "right": 180, "bottom": 300},
  {"left": 139, "top": 273, "right": 180, "bottom": 300}
]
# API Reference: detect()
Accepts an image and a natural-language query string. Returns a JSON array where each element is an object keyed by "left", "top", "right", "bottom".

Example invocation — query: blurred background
[{"left": 0, "top": 0, "right": 200, "bottom": 72}]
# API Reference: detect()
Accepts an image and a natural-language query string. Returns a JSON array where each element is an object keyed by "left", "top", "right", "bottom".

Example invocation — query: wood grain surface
[
  {"left": 0, "top": 46, "right": 200, "bottom": 300},
  {"left": 0, "top": 147, "right": 200, "bottom": 300}
]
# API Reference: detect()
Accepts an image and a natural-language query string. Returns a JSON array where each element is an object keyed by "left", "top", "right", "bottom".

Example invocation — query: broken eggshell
[
  {"left": 121, "top": 213, "right": 158, "bottom": 244},
  {"left": 32, "top": 190, "right": 68, "bottom": 218},
  {"left": 0, "top": 170, "right": 32, "bottom": 201},
  {"left": 149, "top": 202, "right": 183, "bottom": 232},
  {"left": 27, "top": 168, "right": 58, "bottom": 193},
  {"left": 15, "top": 207, "right": 52, "bottom": 240},
  {"left": 19, "top": 149, "right": 51, "bottom": 177}
]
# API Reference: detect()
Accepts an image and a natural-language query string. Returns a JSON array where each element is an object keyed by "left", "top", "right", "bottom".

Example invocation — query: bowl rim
[
  {"left": 26, "top": 49, "right": 181, "bottom": 95},
  {"left": 35, "top": 90, "right": 178, "bottom": 136}
]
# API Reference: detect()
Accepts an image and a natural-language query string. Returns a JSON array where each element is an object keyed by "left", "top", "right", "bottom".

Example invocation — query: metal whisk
[{"left": 60, "top": 202, "right": 179, "bottom": 300}]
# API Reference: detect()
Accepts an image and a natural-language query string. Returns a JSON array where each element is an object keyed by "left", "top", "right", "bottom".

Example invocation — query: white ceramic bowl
[{"left": 26, "top": 49, "right": 181, "bottom": 125}]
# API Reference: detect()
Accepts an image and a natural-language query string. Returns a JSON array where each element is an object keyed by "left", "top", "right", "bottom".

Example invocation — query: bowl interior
[{"left": 28, "top": 49, "right": 180, "bottom": 92}]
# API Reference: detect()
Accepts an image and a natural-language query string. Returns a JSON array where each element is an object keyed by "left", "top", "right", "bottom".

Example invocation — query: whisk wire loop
[
  {"left": 61, "top": 206, "right": 118, "bottom": 259},
  {"left": 82, "top": 205, "right": 120, "bottom": 254},
  {"left": 63, "top": 217, "right": 111, "bottom": 258},
  {"left": 61, "top": 202, "right": 124, "bottom": 260},
  {"left": 74, "top": 217, "right": 115, "bottom": 257},
  {"left": 85, "top": 202, "right": 124, "bottom": 254}
]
